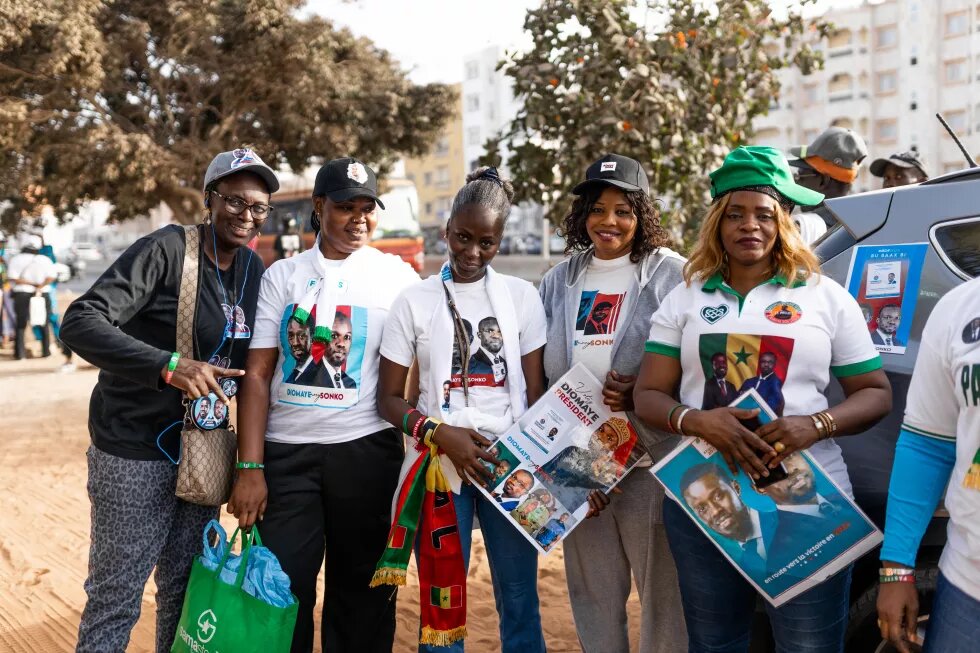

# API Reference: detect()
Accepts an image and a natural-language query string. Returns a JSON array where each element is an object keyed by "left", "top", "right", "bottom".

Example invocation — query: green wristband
[
  {"left": 168, "top": 352, "right": 180, "bottom": 372},
  {"left": 236, "top": 461, "right": 265, "bottom": 470}
]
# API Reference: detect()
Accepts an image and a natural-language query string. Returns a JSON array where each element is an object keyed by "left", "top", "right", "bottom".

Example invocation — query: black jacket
[{"left": 61, "top": 225, "right": 263, "bottom": 460}]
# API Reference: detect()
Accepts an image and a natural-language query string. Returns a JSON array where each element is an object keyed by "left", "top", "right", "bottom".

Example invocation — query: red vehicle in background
[{"left": 253, "top": 178, "right": 425, "bottom": 272}]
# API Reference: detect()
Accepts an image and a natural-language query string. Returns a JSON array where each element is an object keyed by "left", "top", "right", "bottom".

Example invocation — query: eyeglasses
[{"left": 211, "top": 191, "right": 274, "bottom": 218}]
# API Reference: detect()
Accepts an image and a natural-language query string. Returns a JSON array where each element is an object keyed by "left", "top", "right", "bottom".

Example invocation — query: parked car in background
[
  {"left": 254, "top": 180, "right": 425, "bottom": 272},
  {"left": 748, "top": 167, "right": 980, "bottom": 653},
  {"left": 71, "top": 242, "right": 103, "bottom": 262}
]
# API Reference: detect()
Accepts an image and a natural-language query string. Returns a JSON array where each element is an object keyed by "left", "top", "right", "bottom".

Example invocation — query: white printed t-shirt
[
  {"left": 8, "top": 252, "right": 56, "bottom": 293},
  {"left": 901, "top": 278, "right": 980, "bottom": 601},
  {"left": 382, "top": 274, "right": 547, "bottom": 423},
  {"left": 645, "top": 271, "right": 882, "bottom": 496},
  {"left": 251, "top": 245, "right": 420, "bottom": 444},
  {"left": 572, "top": 253, "right": 635, "bottom": 382}
]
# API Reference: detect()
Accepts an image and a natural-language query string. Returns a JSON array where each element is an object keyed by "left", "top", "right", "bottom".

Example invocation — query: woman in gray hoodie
[{"left": 537, "top": 154, "right": 687, "bottom": 653}]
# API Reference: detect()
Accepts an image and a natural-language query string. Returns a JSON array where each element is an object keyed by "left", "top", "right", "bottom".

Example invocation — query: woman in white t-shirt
[
  {"left": 378, "top": 167, "right": 548, "bottom": 653},
  {"left": 229, "top": 157, "right": 420, "bottom": 653},
  {"left": 537, "top": 153, "right": 687, "bottom": 653},
  {"left": 634, "top": 146, "right": 892, "bottom": 652}
]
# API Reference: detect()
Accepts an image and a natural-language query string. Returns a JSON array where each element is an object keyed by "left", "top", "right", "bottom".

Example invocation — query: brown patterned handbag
[{"left": 174, "top": 224, "right": 237, "bottom": 506}]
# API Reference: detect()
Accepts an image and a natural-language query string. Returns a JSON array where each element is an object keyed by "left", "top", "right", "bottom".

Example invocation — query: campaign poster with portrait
[
  {"left": 652, "top": 389, "right": 882, "bottom": 606},
  {"left": 276, "top": 303, "right": 368, "bottom": 409},
  {"left": 844, "top": 243, "right": 929, "bottom": 355},
  {"left": 473, "top": 364, "right": 649, "bottom": 554}
]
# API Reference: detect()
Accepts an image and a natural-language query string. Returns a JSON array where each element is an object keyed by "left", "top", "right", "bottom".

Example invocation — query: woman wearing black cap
[
  {"left": 62, "top": 148, "right": 276, "bottom": 653},
  {"left": 538, "top": 153, "right": 688, "bottom": 652},
  {"left": 229, "top": 157, "right": 420, "bottom": 653}
]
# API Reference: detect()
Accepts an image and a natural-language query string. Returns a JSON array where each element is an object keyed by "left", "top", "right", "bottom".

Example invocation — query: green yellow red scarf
[{"left": 370, "top": 441, "right": 467, "bottom": 645}]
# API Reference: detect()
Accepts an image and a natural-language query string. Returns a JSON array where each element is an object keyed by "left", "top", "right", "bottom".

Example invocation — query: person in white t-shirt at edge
[
  {"left": 7, "top": 233, "right": 57, "bottom": 360},
  {"left": 377, "top": 167, "right": 549, "bottom": 653},
  {"left": 229, "top": 157, "right": 421, "bottom": 653},
  {"left": 876, "top": 275, "right": 980, "bottom": 653},
  {"left": 634, "top": 145, "right": 892, "bottom": 652},
  {"left": 537, "top": 153, "right": 687, "bottom": 653}
]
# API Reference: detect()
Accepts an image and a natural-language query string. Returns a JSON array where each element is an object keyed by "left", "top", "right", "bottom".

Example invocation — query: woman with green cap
[{"left": 634, "top": 146, "right": 892, "bottom": 651}]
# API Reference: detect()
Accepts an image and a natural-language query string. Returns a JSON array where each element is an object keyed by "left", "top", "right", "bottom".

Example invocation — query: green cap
[{"left": 709, "top": 146, "right": 824, "bottom": 207}]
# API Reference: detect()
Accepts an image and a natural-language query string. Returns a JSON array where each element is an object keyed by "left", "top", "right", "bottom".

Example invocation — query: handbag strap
[{"left": 177, "top": 225, "right": 200, "bottom": 361}]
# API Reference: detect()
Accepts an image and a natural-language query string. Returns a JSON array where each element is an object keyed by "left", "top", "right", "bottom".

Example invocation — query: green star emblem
[{"left": 733, "top": 346, "right": 753, "bottom": 366}]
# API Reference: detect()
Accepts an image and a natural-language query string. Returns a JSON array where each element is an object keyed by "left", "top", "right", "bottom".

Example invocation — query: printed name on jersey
[
  {"left": 764, "top": 301, "right": 803, "bottom": 325},
  {"left": 960, "top": 364, "right": 980, "bottom": 407},
  {"left": 700, "top": 304, "right": 729, "bottom": 324}
]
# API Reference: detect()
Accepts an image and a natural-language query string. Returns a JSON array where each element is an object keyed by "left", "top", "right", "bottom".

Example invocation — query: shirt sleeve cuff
[
  {"left": 645, "top": 341, "right": 680, "bottom": 358},
  {"left": 830, "top": 355, "right": 882, "bottom": 378}
]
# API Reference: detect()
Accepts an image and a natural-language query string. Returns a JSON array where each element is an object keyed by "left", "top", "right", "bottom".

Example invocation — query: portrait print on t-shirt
[
  {"left": 698, "top": 333, "right": 794, "bottom": 417},
  {"left": 277, "top": 303, "right": 367, "bottom": 409},
  {"left": 444, "top": 312, "right": 508, "bottom": 413},
  {"left": 576, "top": 291, "right": 625, "bottom": 337}
]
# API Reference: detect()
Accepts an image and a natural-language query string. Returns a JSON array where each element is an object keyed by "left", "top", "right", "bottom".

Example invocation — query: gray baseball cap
[
  {"left": 203, "top": 148, "right": 280, "bottom": 193},
  {"left": 870, "top": 150, "right": 928, "bottom": 178},
  {"left": 788, "top": 127, "right": 868, "bottom": 182}
]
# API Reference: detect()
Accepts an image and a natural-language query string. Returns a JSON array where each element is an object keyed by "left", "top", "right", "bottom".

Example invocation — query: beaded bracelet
[
  {"left": 879, "top": 574, "right": 915, "bottom": 584},
  {"left": 164, "top": 352, "right": 181, "bottom": 384},
  {"left": 666, "top": 404, "right": 684, "bottom": 433},
  {"left": 236, "top": 461, "right": 265, "bottom": 470}
]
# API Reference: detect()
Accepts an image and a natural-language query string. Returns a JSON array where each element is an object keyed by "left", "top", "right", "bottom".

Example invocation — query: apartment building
[
  {"left": 753, "top": 0, "right": 980, "bottom": 192},
  {"left": 404, "top": 84, "right": 465, "bottom": 231}
]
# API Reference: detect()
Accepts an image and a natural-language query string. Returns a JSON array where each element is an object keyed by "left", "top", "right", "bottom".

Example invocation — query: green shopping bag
[{"left": 171, "top": 527, "right": 298, "bottom": 653}]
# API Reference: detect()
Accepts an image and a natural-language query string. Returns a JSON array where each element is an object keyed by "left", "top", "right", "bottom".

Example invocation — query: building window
[
  {"left": 467, "top": 126, "right": 481, "bottom": 146},
  {"left": 828, "top": 28, "right": 853, "bottom": 49},
  {"left": 945, "top": 11, "right": 969, "bottom": 37},
  {"left": 945, "top": 59, "right": 968, "bottom": 84},
  {"left": 434, "top": 137, "right": 449, "bottom": 157},
  {"left": 831, "top": 117, "right": 854, "bottom": 129},
  {"left": 424, "top": 172, "right": 432, "bottom": 186},
  {"left": 755, "top": 127, "right": 780, "bottom": 144},
  {"left": 803, "top": 128, "right": 819, "bottom": 143},
  {"left": 803, "top": 84, "right": 818, "bottom": 107},
  {"left": 944, "top": 110, "right": 967, "bottom": 134},
  {"left": 425, "top": 202, "right": 433, "bottom": 216},
  {"left": 876, "top": 71, "right": 898, "bottom": 95},
  {"left": 944, "top": 162, "right": 962, "bottom": 174},
  {"left": 436, "top": 166, "right": 450, "bottom": 188},
  {"left": 435, "top": 196, "right": 452, "bottom": 219},
  {"left": 876, "top": 25, "right": 897, "bottom": 49},
  {"left": 465, "top": 94, "right": 480, "bottom": 112},
  {"left": 876, "top": 119, "right": 898, "bottom": 142},
  {"left": 465, "top": 61, "right": 479, "bottom": 80}
]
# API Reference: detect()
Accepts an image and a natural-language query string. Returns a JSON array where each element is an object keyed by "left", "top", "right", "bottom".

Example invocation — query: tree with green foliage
[
  {"left": 0, "top": 0, "right": 456, "bottom": 229},
  {"left": 483, "top": 0, "right": 828, "bottom": 240}
]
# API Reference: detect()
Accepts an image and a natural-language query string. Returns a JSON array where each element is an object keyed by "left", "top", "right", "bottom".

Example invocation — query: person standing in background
[
  {"left": 0, "top": 232, "right": 15, "bottom": 347},
  {"left": 870, "top": 150, "right": 929, "bottom": 189},
  {"left": 538, "top": 153, "right": 687, "bottom": 653},
  {"left": 7, "top": 234, "right": 56, "bottom": 360},
  {"left": 34, "top": 238, "right": 76, "bottom": 371}
]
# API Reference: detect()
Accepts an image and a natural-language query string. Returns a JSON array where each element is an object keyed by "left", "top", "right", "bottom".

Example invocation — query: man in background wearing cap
[
  {"left": 7, "top": 233, "right": 56, "bottom": 360},
  {"left": 870, "top": 150, "right": 929, "bottom": 189},
  {"left": 787, "top": 126, "right": 869, "bottom": 242},
  {"left": 62, "top": 148, "right": 277, "bottom": 653}
]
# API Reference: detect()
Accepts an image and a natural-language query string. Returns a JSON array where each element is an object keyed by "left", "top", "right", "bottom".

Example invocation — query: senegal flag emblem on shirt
[{"left": 697, "top": 333, "right": 795, "bottom": 415}]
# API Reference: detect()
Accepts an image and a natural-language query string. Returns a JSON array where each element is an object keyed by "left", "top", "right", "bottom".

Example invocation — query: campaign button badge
[
  {"left": 765, "top": 301, "right": 802, "bottom": 325},
  {"left": 220, "top": 377, "right": 239, "bottom": 399},
  {"left": 190, "top": 392, "right": 228, "bottom": 431}
]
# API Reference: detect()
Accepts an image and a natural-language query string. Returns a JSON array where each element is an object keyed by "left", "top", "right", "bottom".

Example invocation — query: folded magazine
[
  {"left": 473, "top": 363, "right": 648, "bottom": 554},
  {"left": 651, "top": 388, "right": 883, "bottom": 606}
]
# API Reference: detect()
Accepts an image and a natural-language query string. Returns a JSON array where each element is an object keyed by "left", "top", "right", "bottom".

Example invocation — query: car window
[
  {"left": 931, "top": 217, "right": 980, "bottom": 279},
  {"left": 813, "top": 222, "right": 857, "bottom": 264}
]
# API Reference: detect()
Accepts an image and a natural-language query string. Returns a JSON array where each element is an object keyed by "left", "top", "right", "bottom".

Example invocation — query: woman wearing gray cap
[
  {"left": 61, "top": 147, "right": 277, "bottom": 653},
  {"left": 229, "top": 157, "right": 420, "bottom": 653}
]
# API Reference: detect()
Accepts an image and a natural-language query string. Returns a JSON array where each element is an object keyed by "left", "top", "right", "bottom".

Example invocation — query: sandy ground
[{"left": 0, "top": 323, "right": 642, "bottom": 652}]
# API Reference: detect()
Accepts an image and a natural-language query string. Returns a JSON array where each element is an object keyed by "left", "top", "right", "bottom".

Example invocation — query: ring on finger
[{"left": 774, "top": 441, "right": 786, "bottom": 453}]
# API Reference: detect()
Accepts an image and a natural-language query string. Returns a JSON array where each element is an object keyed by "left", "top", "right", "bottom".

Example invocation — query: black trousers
[
  {"left": 13, "top": 291, "right": 50, "bottom": 359},
  {"left": 262, "top": 428, "right": 404, "bottom": 653}
]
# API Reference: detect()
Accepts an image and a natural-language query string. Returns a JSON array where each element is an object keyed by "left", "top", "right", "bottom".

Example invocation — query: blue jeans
[
  {"left": 419, "top": 483, "right": 545, "bottom": 653},
  {"left": 924, "top": 571, "right": 980, "bottom": 653},
  {"left": 663, "top": 499, "right": 851, "bottom": 653}
]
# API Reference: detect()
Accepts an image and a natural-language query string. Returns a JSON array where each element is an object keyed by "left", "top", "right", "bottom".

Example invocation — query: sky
[{"left": 304, "top": 0, "right": 870, "bottom": 86}]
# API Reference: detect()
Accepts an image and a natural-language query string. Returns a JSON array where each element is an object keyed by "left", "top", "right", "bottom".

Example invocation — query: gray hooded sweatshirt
[{"left": 538, "top": 247, "right": 686, "bottom": 462}]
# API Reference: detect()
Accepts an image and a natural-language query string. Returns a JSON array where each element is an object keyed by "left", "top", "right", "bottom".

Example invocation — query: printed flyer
[
  {"left": 474, "top": 363, "right": 648, "bottom": 554},
  {"left": 652, "top": 389, "right": 882, "bottom": 606},
  {"left": 843, "top": 243, "right": 929, "bottom": 355}
]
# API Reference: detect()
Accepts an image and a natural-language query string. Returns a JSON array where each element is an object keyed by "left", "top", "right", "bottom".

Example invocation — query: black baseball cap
[
  {"left": 572, "top": 153, "right": 650, "bottom": 195},
  {"left": 312, "top": 157, "right": 385, "bottom": 209},
  {"left": 869, "top": 150, "right": 928, "bottom": 178}
]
